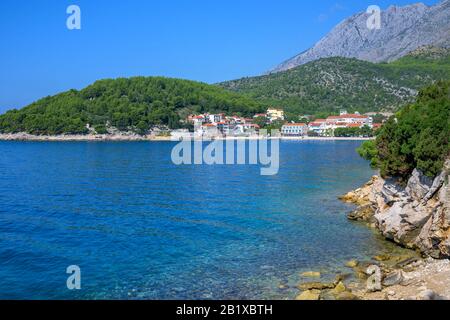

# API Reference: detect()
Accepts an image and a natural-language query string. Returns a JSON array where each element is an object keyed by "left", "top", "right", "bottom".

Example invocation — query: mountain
[
  {"left": 0, "top": 77, "right": 264, "bottom": 135},
  {"left": 271, "top": 0, "right": 450, "bottom": 73},
  {"left": 218, "top": 47, "right": 450, "bottom": 115}
]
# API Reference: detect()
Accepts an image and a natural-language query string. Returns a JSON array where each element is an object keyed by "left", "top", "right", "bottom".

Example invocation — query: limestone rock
[
  {"left": 383, "top": 270, "right": 404, "bottom": 287},
  {"left": 295, "top": 290, "right": 321, "bottom": 301},
  {"left": 406, "top": 169, "right": 433, "bottom": 202},
  {"left": 348, "top": 205, "right": 375, "bottom": 222},
  {"left": 344, "top": 158, "right": 450, "bottom": 258},
  {"left": 298, "top": 282, "right": 335, "bottom": 291},
  {"left": 332, "top": 282, "right": 347, "bottom": 295}
]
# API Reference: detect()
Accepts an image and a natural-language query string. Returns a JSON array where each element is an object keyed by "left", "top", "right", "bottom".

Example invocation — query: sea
[{"left": 0, "top": 140, "right": 403, "bottom": 299}]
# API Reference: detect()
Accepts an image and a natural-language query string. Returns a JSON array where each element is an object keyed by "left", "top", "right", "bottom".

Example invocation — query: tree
[
  {"left": 360, "top": 81, "right": 450, "bottom": 182},
  {"left": 253, "top": 116, "right": 268, "bottom": 128}
]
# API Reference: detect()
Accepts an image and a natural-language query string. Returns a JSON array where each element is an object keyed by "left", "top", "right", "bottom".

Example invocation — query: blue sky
[{"left": 0, "top": 0, "right": 439, "bottom": 112}]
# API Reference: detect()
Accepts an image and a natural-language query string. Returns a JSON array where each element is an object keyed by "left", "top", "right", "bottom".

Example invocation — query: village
[{"left": 178, "top": 108, "right": 384, "bottom": 139}]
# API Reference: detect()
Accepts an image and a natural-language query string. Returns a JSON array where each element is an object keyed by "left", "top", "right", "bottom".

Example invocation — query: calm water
[{"left": 0, "top": 140, "right": 395, "bottom": 299}]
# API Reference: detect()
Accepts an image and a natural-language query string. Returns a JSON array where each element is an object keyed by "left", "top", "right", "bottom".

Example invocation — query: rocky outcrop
[
  {"left": 271, "top": 0, "right": 450, "bottom": 73},
  {"left": 342, "top": 159, "right": 450, "bottom": 258}
]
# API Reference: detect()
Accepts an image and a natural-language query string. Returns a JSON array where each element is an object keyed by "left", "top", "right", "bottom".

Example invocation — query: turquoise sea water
[{"left": 0, "top": 140, "right": 395, "bottom": 299}]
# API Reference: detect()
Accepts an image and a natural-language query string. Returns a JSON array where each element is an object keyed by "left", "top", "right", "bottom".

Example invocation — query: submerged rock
[
  {"left": 345, "top": 260, "right": 359, "bottom": 268},
  {"left": 298, "top": 282, "right": 335, "bottom": 291},
  {"left": 374, "top": 254, "right": 392, "bottom": 262},
  {"left": 334, "top": 273, "right": 351, "bottom": 284},
  {"left": 301, "top": 271, "right": 321, "bottom": 278},
  {"left": 295, "top": 290, "right": 321, "bottom": 301}
]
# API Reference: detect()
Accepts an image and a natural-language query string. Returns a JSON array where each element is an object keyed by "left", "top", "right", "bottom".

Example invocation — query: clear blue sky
[{"left": 0, "top": 0, "right": 438, "bottom": 112}]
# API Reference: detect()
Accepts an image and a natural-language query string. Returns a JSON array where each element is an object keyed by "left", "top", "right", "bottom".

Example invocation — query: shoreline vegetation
[
  {"left": 331, "top": 81, "right": 450, "bottom": 300},
  {"left": 0, "top": 132, "right": 374, "bottom": 142}
]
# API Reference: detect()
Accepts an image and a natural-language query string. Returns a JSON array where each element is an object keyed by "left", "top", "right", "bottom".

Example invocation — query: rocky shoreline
[
  {"left": 341, "top": 159, "right": 450, "bottom": 258},
  {"left": 294, "top": 159, "right": 449, "bottom": 300},
  {"left": 332, "top": 159, "right": 450, "bottom": 300},
  {"left": 293, "top": 252, "right": 450, "bottom": 300}
]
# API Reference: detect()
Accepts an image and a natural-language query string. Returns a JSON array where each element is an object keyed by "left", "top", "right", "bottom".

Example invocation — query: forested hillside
[
  {"left": 0, "top": 77, "right": 264, "bottom": 135},
  {"left": 219, "top": 47, "right": 450, "bottom": 116}
]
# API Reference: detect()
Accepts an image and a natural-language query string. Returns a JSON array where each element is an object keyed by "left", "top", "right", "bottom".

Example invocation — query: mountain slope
[
  {"left": 0, "top": 77, "right": 264, "bottom": 135},
  {"left": 272, "top": 0, "right": 450, "bottom": 73},
  {"left": 219, "top": 47, "right": 450, "bottom": 115}
]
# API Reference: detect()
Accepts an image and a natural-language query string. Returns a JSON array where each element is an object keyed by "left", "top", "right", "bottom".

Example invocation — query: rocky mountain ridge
[{"left": 272, "top": 0, "right": 450, "bottom": 73}]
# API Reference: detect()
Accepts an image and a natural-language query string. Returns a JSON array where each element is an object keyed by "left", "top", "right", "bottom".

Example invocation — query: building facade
[{"left": 281, "top": 123, "right": 307, "bottom": 136}]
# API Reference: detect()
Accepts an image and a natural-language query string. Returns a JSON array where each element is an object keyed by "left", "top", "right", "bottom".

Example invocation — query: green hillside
[
  {"left": 218, "top": 47, "right": 450, "bottom": 116},
  {"left": 0, "top": 77, "right": 264, "bottom": 135}
]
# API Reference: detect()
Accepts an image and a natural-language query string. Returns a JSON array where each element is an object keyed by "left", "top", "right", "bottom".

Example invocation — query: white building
[
  {"left": 267, "top": 108, "right": 285, "bottom": 122},
  {"left": 281, "top": 123, "right": 308, "bottom": 136},
  {"left": 326, "top": 114, "right": 373, "bottom": 127},
  {"left": 208, "top": 114, "right": 223, "bottom": 124},
  {"left": 308, "top": 122, "right": 326, "bottom": 135}
]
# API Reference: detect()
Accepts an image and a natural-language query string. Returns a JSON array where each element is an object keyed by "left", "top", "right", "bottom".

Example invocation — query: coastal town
[
  {"left": 0, "top": 108, "right": 387, "bottom": 142},
  {"left": 181, "top": 108, "right": 384, "bottom": 139}
]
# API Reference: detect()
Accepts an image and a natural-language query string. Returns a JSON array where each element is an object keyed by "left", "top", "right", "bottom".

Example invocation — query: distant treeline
[
  {"left": 0, "top": 77, "right": 264, "bottom": 135},
  {"left": 358, "top": 80, "right": 450, "bottom": 182}
]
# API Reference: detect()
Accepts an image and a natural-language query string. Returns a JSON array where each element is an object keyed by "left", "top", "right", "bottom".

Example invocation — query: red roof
[{"left": 346, "top": 123, "right": 362, "bottom": 128}]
